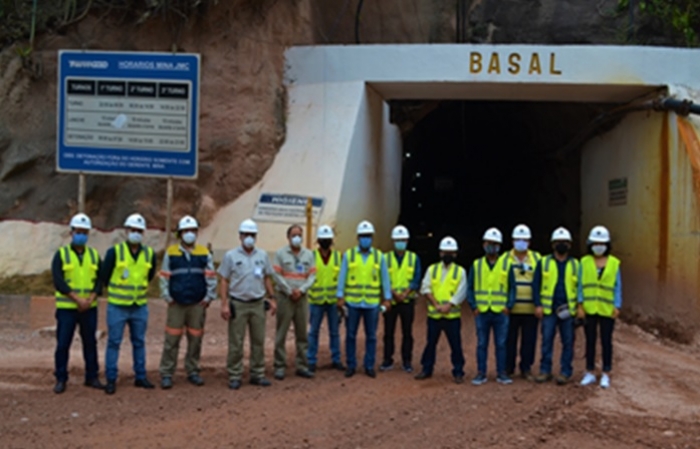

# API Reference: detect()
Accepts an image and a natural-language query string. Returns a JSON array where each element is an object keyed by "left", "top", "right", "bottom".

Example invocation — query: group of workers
[{"left": 51, "top": 212, "right": 622, "bottom": 395}]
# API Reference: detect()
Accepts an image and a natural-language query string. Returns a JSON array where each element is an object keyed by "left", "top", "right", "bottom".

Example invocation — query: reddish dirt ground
[{"left": 1, "top": 296, "right": 699, "bottom": 448}]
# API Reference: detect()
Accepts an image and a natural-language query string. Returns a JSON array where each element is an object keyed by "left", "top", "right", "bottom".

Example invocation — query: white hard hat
[
  {"left": 69, "top": 213, "right": 92, "bottom": 230},
  {"left": 482, "top": 227, "right": 503, "bottom": 244},
  {"left": 239, "top": 219, "right": 258, "bottom": 234},
  {"left": 439, "top": 236, "right": 458, "bottom": 251},
  {"left": 124, "top": 213, "right": 146, "bottom": 230},
  {"left": 356, "top": 220, "right": 375, "bottom": 235},
  {"left": 551, "top": 227, "right": 573, "bottom": 242},
  {"left": 588, "top": 225, "right": 610, "bottom": 243},
  {"left": 391, "top": 225, "right": 410, "bottom": 240},
  {"left": 317, "top": 225, "right": 334, "bottom": 239},
  {"left": 177, "top": 215, "right": 198, "bottom": 231},
  {"left": 512, "top": 224, "right": 532, "bottom": 240}
]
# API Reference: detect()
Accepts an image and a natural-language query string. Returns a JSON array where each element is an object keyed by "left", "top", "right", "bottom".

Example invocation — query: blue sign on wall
[{"left": 57, "top": 50, "right": 200, "bottom": 179}]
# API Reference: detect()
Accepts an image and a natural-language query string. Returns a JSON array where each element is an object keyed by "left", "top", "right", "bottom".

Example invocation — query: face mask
[
  {"left": 513, "top": 240, "right": 529, "bottom": 252},
  {"left": 290, "top": 235, "right": 302, "bottom": 248},
  {"left": 484, "top": 243, "right": 500, "bottom": 256},
  {"left": 359, "top": 236, "right": 372, "bottom": 250},
  {"left": 394, "top": 241, "right": 407, "bottom": 251},
  {"left": 441, "top": 254, "right": 455, "bottom": 265},
  {"left": 591, "top": 244, "right": 607, "bottom": 256},
  {"left": 318, "top": 239, "right": 332, "bottom": 250},
  {"left": 128, "top": 232, "right": 143, "bottom": 244},
  {"left": 71, "top": 233, "right": 88, "bottom": 246},
  {"left": 243, "top": 236, "right": 255, "bottom": 249},
  {"left": 182, "top": 231, "right": 196, "bottom": 245},
  {"left": 554, "top": 242, "right": 570, "bottom": 255}
]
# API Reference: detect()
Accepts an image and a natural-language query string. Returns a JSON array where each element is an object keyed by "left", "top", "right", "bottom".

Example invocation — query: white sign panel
[{"left": 253, "top": 193, "right": 324, "bottom": 223}]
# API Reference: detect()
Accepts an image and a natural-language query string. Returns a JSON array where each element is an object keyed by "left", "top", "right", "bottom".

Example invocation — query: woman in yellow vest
[
  {"left": 578, "top": 226, "right": 622, "bottom": 389},
  {"left": 51, "top": 213, "right": 104, "bottom": 394}
]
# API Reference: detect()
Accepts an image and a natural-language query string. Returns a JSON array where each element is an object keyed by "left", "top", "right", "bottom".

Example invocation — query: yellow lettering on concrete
[
  {"left": 470, "top": 52, "right": 482, "bottom": 74},
  {"left": 549, "top": 52, "right": 562, "bottom": 75},
  {"left": 488, "top": 52, "right": 501, "bottom": 74},
  {"left": 507, "top": 53, "right": 521, "bottom": 75},
  {"left": 528, "top": 53, "right": 541, "bottom": 75}
]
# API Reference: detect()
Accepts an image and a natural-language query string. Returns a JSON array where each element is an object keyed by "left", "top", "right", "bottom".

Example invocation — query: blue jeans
[
  {"left": 475, "top": 311, "right": 509, "bottom": 375},
  {"left": 539, "top": 314, "right": 573, "bottom": 377},
  {"left": 54, "top": 307, "right": 99, "bottom": 382},
  {"left": 345, "top": 305, "right": 379, "bottom": 370},
  {"left": 307, "top": 303, "right": 341, "bottom": 366},
  {"left": 420, "top": 318, "right": 465, "bottom": 377},
  {"left": 106, "top": 303, "right": 149, "bottom": 382}
]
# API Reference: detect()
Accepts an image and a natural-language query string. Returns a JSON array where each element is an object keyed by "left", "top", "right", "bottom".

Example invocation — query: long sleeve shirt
[
  {"left": 101, "top": 244, "right": 157, "bottom": 288},
  {"left": 392, "top": 252, "right": 423, "bottom": 292},
  {"left": 159, "top": 245, "right": 217, "bottom": 303},
  {"left": 51, "top": 247, "right": 102, "bottom": 295},
  {"left": 336, "top": 247, "right": 392, "bottom": 307},
  {"left": 272, "top": 245, "right": 317, "bottom": 296},
  {"left": 466, "top": 257, "right": 515, "bottom": 310},
  {"left": 576, "top": 265, "right": 623, "bottom": 308},
  {"left": 419, "top": 263, "right": 467, "bottom": 306},
  {"left": 532, "top": 257, "right": 574, "bottom": 308}
]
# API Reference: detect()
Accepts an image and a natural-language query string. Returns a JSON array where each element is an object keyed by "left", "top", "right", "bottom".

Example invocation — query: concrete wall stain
[{"left": 658, "top": 112, "right": 669, "bottom": 284}]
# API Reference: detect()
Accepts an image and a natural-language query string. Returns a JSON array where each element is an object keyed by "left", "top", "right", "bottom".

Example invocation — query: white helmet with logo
[
  {"left": 588, "top": 225, "right": 610, "bottom": 243},
  {"left": 239, "top": 219, "right": 258, "bottom": 234},
  {"left": 482, "top": 227, "right": 503, "bottom": 244},
  {"left": 317, "top": 225, "right": 334, "bottom": 239},
  {"left": 512, "top": 224, "right": 532, "bottom": 240},
  {"left": 178, "top": 215, "right": 198, "bottom": 231},
  {"left": 356, "top": 220, "right": 375, "bottom": 235},
  {"left": 551, "top": 227, "right": 573, "bottom": 242},
  {"left": 124, "top": 213, "right": 146, "bottom": 230},
  {"left": 391, "top": 225, "right": 410, "bottom": 240},
  {"left": 70, "top": 213, "right": 92, "bottom": 230},
  {"left": 439, "top": 236, "right": 459, "bottom": 251}
]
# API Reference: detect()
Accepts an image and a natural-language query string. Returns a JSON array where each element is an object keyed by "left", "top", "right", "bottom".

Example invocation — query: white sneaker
[
  {"left": 600, "top": 373, "right": 610, "bottom": 389},
  {"left": 580, "top": 372, "right": 597, "bottom": 386}
]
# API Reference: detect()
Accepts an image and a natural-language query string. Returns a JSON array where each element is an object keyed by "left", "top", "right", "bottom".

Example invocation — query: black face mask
[
  {"left": 441, "top": 254, "right": 455, "bottom": 265},
  {"left": 318, "top": 239, "right": 332, "bottom": 250},
  {"left": 554, "top": 243, "right": 570, "bottom": 255}
]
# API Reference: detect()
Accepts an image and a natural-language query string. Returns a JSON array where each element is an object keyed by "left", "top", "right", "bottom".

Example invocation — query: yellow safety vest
[
  {"left": 473, "top": 256, "right": 509, "bottom": 313},
  {"left": 55, "top": 245, "right": 100, "bottom": 310},
  {"left": 581, "top": 255, "right": 621, "bottom": 318},
  {"left": 308, "top": 249, "right": 341, "bottom": 305},
  {"left": 108, "top": 242, "right": 154, "bottom": 307},
  {"left": 427, "top": 263, "right": 463, "bottom": 320},
  {"left": 539, "top": 255, "right": 579, "bottom": 316},
  {"left": 501, "top": 250, "right": 541, "bottom": 315},
  {"left": 344, "top": 248, "right": 382, "bottom": 306},
  {"left": 387, "top": 250, "right": 417, "bottom": 304}
]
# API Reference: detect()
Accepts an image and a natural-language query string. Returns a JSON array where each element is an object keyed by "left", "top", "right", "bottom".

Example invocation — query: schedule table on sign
[{"left": 63, "top": 78, "right": 192, "bottom": 152}]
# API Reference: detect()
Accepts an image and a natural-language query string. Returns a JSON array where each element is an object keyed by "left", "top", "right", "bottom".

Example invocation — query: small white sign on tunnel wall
[{"left": 608, "top": 178, "right": 628, "bottom": 207}]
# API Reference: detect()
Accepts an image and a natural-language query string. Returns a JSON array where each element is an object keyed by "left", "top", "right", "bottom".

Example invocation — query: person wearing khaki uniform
[
  {"left": 273, "top": 225, "right": 317, "bottom": 380},
  {"left": 158, "top": 216, "right": 217, "bottom": 389},
  {"left": 219, "top": 219, "right": 277, "bottom": 390}
]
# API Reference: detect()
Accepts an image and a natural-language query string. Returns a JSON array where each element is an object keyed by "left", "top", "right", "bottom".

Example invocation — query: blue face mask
[
  {"left": 513, "top": 240, "right": 529, "bottom": 252},
  {"left": 359, "top": 236, "right": 372, "bottom": 250},
  {"left": 72, "top": 233, "right": 88, "bottom": 246},
  {"left": 394, "top": 241, "right": 407, "bottom": 251}
]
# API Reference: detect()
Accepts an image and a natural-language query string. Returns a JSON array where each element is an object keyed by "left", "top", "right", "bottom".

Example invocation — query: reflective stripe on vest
[
  {"left": 345, "top": 248, "right": 382, "bottom": 306},
  {"left": 308, "top": 249, "right": 340, "bottom": 305},
  {"left": 55, "top": 245, "right": 99, "bottom": 309},
  {"left": 387, "top": 251, "right": 416, "bottom": 303},
  {"left": 473, "top": 257, "right": 508, "bottom": 313},
  {"left": 581, "top": 255, "right": 620, "bottom": 318},
  {"left": 108, "top": 242, "right": 153, "bottom": 306},
  {"left": 427, "top": 263, "right": 463, "bottom": 319},
  {"left": 502, "top": 250, "right": 541, "bottom": 315},
  {"left": 539, "top": 255, "right": 579, "bottom": 316}
]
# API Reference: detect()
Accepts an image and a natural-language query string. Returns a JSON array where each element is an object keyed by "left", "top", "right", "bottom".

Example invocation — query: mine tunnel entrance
[{"left": 394, "top": 100, "right": 611, "bottom": 266}]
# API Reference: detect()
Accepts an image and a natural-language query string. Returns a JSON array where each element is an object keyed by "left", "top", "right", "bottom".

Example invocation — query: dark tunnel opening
[{"left": 394, "top": 100, "right": 609, "bottom": 267}]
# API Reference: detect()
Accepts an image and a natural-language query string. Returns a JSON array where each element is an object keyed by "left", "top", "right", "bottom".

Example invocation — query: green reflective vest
[
  {"left": 581, "top": 255, "right": 620, "bottom": 318},
  {"left": 473, "top": 256, "right": 509, "bottom": 313},
  {"left": 427, "top": 262, "right": 463, "bottom": 320},
  {"left": 344, "top": 248, "right": 382, "bottom": 306},
  {"left": 308, "top": 249, "right": 341, "bottom": 305},
  {"left": 387, "top": 250, "right": 417, "bottom": 304},
  {"left": 539, "top": 255, "right": 579, "bottom": 316},
  {"left": 108, "top": 242, "right": 154, "bottom": 307},
  {"left": 55, "top": 245, "right": 99, "bottom": 310},
  {"left": 501, "top": 250, "right": 541, "bottom": 315}
]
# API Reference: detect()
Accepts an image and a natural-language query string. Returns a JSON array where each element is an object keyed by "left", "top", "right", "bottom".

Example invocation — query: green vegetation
[{"left": 619, "top": 0, "right": 700, "bottom": 46}]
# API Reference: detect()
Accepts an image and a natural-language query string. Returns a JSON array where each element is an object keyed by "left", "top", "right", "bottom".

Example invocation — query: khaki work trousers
[
  {"left": 227, "top": 299, "right": 266, "bottom": 381},
  {"left": 274, "top": 294, "right": 309, "bottom": 372},
  {"left": 159, "top": 302, "right": 206, "bottom": 377}
]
